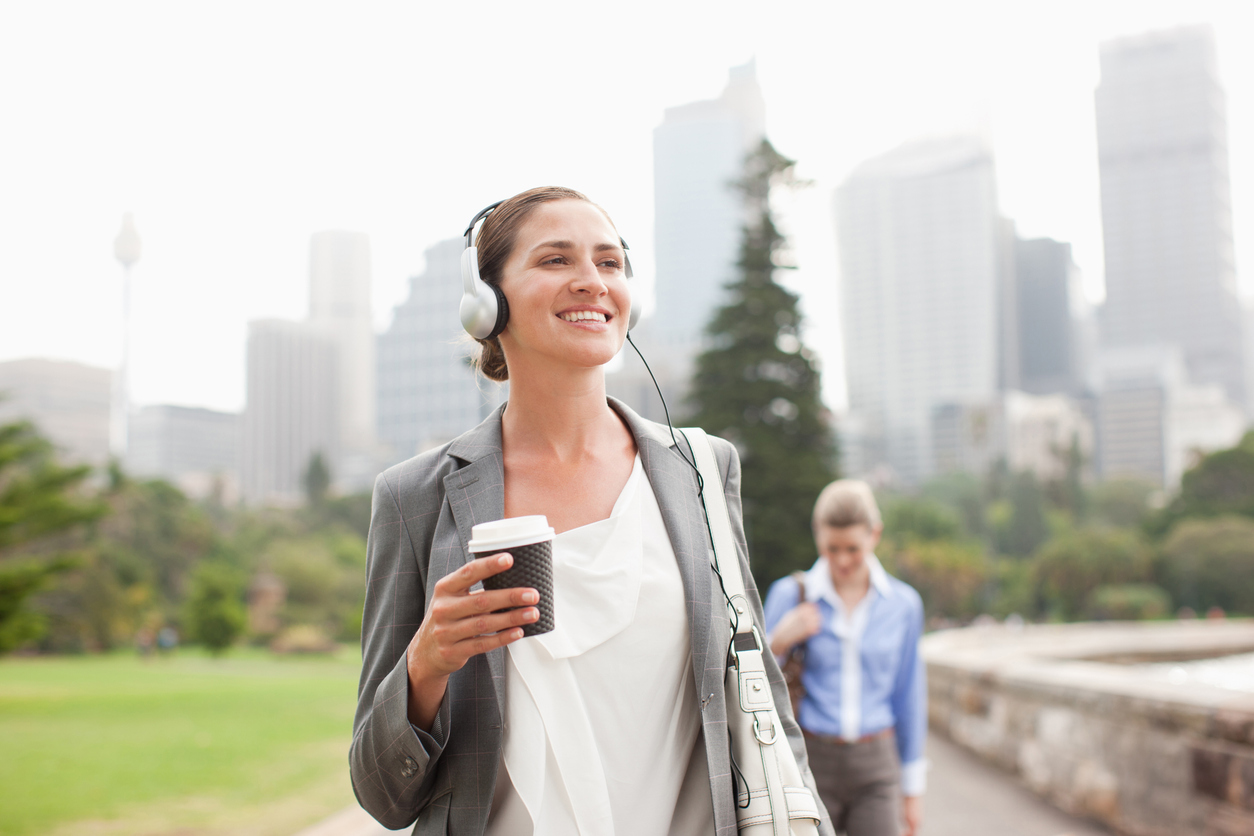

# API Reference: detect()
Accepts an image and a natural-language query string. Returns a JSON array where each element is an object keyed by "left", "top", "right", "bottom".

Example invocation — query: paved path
[
  {"left": 304, "top": 732, "right": 1110, "bottom": 836},
  {"left": 924, "top": 732, "right": 1108, "bottom": 836}
]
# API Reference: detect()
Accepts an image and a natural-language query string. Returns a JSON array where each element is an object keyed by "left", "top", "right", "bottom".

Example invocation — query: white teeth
[{"left": 560, "top": 311, "right": 607, "bottom": 323}]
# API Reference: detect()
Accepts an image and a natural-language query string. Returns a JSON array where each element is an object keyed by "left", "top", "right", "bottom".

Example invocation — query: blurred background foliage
[
  {"left": 875, "top": 430, "right": 1254, "bottom": 626},
  {"left": 6, "top": 420, "right": 1254, "bottom": 656},
  {"left": 0, "top": 417, "right": 369, "bottom": 656}
]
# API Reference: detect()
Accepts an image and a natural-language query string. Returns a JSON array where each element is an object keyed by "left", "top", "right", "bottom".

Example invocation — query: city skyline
[{"left": 3, "top": 2, "right": 1254, "bottom": 416}]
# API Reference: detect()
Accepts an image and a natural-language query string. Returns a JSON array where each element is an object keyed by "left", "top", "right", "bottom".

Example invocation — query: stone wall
[{"left": 923, "top": 621, "right": 1254, "bottom": 836}]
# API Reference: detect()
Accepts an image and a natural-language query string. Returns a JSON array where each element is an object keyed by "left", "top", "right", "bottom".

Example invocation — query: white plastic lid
[{"left": 468, "top": 515, "right": 554, "bottom": 552}]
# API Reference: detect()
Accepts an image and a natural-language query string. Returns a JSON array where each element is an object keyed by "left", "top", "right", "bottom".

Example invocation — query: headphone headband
[{"left": 463, "top": 200, "right": 504, "bottom": 249}]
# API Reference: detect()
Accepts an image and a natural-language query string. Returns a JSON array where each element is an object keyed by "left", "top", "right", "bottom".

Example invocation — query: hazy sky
[{"left": 3, "top": 0, "right": 1252, "bottom": 413}]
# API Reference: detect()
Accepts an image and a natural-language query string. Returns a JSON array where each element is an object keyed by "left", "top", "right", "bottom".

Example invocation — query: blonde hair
[{"left": 812, "top": 479, "right": 882, "bottom": 530}]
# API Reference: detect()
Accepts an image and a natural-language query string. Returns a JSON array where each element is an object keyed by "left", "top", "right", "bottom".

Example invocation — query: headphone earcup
[
  {"left": 626, "top": 285, "right": 641, "bottom": 331},
  {"left": 459, "top": 245, "right": 510, "bottom": 340},
  {"left": 486, "top": 283, "right": 509, "bottom": 339}
]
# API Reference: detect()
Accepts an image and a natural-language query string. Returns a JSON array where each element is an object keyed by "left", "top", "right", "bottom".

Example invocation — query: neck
[
  {"left": 833, "top": 564, "right": 872, "bottom": 601},
  {"left": 500, "top": 362, "right": 618, "bottom": 460}
]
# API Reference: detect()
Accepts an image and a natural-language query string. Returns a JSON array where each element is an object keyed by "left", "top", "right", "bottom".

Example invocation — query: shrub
[
  {"left": 1032, "top": 528, "right": 1152, "bottom": 620},
  {"left": 883, "top": 538, "right": 990, "bottom": 621},
  {"left": 184, "top": 562, "right": 246, "bottom": 654},
  {"left": 1085, "top": 584, "right": 1171, "bottom": 621},
  {"left": 1159, "top": 516, "right": 1254, "bottom": 615}
]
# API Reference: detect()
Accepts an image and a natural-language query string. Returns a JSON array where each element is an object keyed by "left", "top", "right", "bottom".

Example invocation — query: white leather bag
[{"left": 683, "top": 428, "right": 822, "bottom": 836}]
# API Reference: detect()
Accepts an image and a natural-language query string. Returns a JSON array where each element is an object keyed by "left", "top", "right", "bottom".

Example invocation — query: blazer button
[{"left": 404, "top": 756, "right": 418, "bottom": 769}]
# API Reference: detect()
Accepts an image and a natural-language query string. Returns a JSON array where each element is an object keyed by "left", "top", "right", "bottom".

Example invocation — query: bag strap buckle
[{"left": 753, "top": 711, "right": 778, "bottom": 745}]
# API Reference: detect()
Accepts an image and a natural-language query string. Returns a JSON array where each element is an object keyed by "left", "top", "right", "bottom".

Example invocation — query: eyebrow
[{"left": 530, "top": 240, "right": 623, "bottom": 254}]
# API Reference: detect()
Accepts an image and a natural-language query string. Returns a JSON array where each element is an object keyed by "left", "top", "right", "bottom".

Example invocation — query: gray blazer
[{"left": 349, "top": 398, "right": 833, "bottom": 835}]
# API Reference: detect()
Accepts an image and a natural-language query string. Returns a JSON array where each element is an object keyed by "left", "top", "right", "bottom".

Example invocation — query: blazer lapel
[{"left": 443, "top": 406, "right": 509, "bottom": 721}]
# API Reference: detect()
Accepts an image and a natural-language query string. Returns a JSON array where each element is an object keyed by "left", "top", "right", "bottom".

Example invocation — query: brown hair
[
  {"left": 812, "top": 479, "right": 883, "bottom": 530},
  {"left": 468, "top": 186, "right": 614, "bottom": 381}
]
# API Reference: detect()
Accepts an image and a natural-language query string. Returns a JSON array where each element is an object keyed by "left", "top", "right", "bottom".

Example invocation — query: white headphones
[{"left": 459, "top": 200, "right": 641, "bottom": 340}]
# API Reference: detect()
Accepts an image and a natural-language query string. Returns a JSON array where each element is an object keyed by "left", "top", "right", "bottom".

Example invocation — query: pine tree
[
  {"left": 685, "top": 139, "right": 838, "bottom": 588},
  {"left": 0, "top": 420, "right": 107, "bottom": 652}
]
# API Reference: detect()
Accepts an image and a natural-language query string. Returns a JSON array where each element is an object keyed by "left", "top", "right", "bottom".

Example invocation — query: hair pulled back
[
  {"left": 469, "top": 186, "right": 609, "bottom": 381},
  {"left": 812, "top": 479, "right": 883, "bottom": 531}
]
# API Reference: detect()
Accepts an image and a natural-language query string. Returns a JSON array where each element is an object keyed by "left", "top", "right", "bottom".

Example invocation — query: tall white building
[
  {"left": 242, "top": 319, "right": 338, "bottom": 505},
  {"left": 0, "top": 358, "right": 111, "bottom": 466},
  {"left": 308, "top": 230, "right": 377, "bottom": 488},
  {"left": 1095, "top": 26, "right": 1246, "bottom": 410},
  {"left": 610, "top": 61, "right": 765, "bottom": 420},
  {"left": 834, "top": 136, "right": 1003, "bottom": 484},
  {"left": 376, "top": 239, "right": 505, "bottom": 463}
]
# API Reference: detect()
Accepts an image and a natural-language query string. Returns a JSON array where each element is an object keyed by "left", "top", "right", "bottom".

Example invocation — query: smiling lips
[{"left": 559, "top": 310, "right": 608, "bottom": 323}]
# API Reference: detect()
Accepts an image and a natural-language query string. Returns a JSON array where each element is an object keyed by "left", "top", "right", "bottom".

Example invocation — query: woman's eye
[
  {"left": 599, "top": 259, "right": 624, "bottom": 270},
  {"left": 542, "top": 256, "right": 566, "bottom": 265}
]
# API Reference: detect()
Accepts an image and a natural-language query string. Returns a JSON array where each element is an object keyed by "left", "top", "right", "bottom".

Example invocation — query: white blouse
[{"left": 485, "top": 455, "right": 714, "bottom": 835}]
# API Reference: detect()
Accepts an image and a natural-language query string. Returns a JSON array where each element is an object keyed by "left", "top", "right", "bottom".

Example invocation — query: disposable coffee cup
[{"left": 468, "top": 515, "right": 556, "bottom": 637}]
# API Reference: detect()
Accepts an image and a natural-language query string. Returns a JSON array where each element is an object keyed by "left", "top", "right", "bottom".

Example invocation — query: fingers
[
  {"left": 435, "top": 600, "right": 540, "bottom": 646},
  {"left": 453, "top": 585, "right": 540, "bottom": 618},
  {"left": 436, "top": 552, "right": 518, "bottom": 595}
]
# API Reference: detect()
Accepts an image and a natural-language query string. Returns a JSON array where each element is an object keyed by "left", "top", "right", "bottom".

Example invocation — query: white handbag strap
[
  {"left": 681, "top": 428, "right": 821, "bottom": 836},
  {"left": 682, "top": 427, "right": 749, "bottom": 614}
]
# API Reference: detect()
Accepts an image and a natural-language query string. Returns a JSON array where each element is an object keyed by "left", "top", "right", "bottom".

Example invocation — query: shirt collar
[
  {"left": 866, "top": 554, "right": 894, "bottom": 598},
  {"left": 803, "top": 553, "right": 894, "bottom": 607}
]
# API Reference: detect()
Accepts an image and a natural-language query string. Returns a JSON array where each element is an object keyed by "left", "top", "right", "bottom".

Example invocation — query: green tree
[
  {"left": 880, "top": 539, "right": 990, "bottom": 622},
  {"left": 920, "top": 472, "right": 987, "bottom": 541},
  {"left": 1158, "top": 516, "right": 1254, "bottom": 615},
  {"left": 1148, "top": 431, "right": 1254, "bottom": 535},
  {"left": 0, "top": 420, "right": 107, "bottom": 653},
  {"left": 882, "top": 496, "right": 964, "bottom": 543},
  {"left": 684, "top": 139, "right": 837, "bottom": 587},
  {"left": 184, "top": 562, "right": 246, "bottom": 654},
  {"left": 994, "top": 471, "right": 1051, "bottom": 557},
  {"left": 1091, "top": 478, "right": 1157, "bottom": 529},
  {"left": 1045, "top": 433, "right": 1089, "bottom": 524},
  {"left": 303, "top": 451, "right": 332, "bottom": 507},
  {"left": 1032, "top": 528, "right": 1153, "bottom": 620}
]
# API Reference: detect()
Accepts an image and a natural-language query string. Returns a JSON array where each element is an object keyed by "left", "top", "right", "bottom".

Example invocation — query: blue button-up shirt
[{"left": 763, "top": 555, "right": 927, "bottom": 795}]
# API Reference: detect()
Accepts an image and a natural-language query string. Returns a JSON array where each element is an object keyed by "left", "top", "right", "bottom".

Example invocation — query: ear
[{"left": 868, "top": 524, "right": 883, "bottom": 550}]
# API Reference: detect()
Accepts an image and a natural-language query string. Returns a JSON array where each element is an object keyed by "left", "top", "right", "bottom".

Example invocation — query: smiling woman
[{"left": 348, "top": 186, "right": 833, "bottom": 835}]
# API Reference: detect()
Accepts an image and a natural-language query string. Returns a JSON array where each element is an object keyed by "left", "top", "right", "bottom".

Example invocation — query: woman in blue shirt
[{"left": 764, "top": 480, "right": 926, "bottom": 836}]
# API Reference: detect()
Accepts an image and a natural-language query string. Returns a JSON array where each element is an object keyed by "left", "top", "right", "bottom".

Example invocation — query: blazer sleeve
[
  {"left": 711, "top": 436, "right": 838, "bottom": 836},
  {"left": 349, "top": 469, "right": 453, "bottom": 830}
]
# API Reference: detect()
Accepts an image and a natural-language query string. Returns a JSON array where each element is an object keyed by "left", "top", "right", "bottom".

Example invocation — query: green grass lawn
[{"left": 0, "top": 647, "right": 365, "bottom": 836}]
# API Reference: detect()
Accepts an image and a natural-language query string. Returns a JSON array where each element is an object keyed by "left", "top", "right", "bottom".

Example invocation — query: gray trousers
[{"left": 804, "top": 731, "right": 901, "bottom": 836}]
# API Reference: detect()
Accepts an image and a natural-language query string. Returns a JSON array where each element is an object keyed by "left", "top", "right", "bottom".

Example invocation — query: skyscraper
[
  {"left": 1015, "top": 237, "right": 1092, "bottom": 396},
  {"left": 242, "top": 319, "right": 338, "bottom": 505},
  {"left": 309, "top": 230, "right": 377, "bottom": 488},
  {"left": 376, "top": 238, "right": 505, "bottom": 463},
  {"left": 1095, "top": 25, "right": 1246, "bottom": 410},
  {"left": 610, "top": 61, "right": 765, "bottom": 420},
  {"left": 834, "top": 136, "right": 1003, "bottom": 484}
]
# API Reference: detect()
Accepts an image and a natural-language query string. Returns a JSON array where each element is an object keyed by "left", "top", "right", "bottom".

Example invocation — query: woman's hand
[
  {"left": 902, "top": 795, "right": 922, "bottom": 836},
  {"left": 405, "top": 553, "right": 539, "bottom": 730},
  {"left": 767, "top": 601, "right": 822, "bottom": 657}
]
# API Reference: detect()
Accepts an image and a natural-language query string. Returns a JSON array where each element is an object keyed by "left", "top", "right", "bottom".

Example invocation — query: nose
[{"left": 570, "top": 256, "right": 608, "bottom": 296}]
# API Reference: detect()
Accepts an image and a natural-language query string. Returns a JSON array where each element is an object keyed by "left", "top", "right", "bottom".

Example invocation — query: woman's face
[
  {"left": 816, "top": 523, "right": 881, "bottom": 590},
  {"left": 496, "top": 199, "right": 631, "bottom": 374}
]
